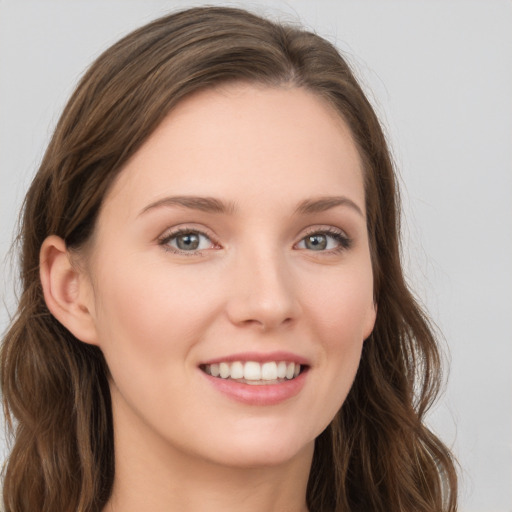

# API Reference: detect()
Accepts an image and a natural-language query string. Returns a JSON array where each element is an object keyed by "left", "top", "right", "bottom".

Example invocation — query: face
[{"left": 82, "top": 83, "right": 376, "bottom": 469}]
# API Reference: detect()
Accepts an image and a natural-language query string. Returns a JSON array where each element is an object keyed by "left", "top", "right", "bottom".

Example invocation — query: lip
[{"left": 200, "top": 368, "right": 308, "bottom": 406}]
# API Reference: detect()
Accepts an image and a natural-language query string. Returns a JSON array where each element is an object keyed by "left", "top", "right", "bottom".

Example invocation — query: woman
[{"left": 1, "top": 6, "right": 457, "bottom": 512}]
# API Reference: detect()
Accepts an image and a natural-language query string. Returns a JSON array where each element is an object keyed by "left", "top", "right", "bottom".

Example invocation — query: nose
[{"left": 225, "top": 246, "right": 300, "bottom": 331}]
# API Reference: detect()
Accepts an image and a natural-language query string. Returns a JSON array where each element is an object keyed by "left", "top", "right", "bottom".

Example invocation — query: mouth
[{"left": 199, "top": 361, "right": 307, "bottom": 385}]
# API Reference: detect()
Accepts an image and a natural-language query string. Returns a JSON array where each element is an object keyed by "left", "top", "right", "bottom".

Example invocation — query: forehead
[{"left": 102, "top": 83, "right": 365, "bottom": 217}]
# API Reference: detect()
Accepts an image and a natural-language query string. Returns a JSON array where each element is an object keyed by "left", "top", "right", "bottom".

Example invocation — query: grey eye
[
  {"left": 165, "top": 231, "right": 213, "bottom": 252},
  {"left": 296, "top": 230, "right": 350, "bottom": 252},
  {"left": 304, "top": 234, "right": 327, "bottom": 250},
  {"left": 176, "top": 233, "right": 200, "bottom": 250}
]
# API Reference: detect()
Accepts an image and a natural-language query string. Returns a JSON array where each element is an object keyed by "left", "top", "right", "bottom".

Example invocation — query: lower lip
[{"left": 201, "top": 370, "right": 308, "bottom": 406}]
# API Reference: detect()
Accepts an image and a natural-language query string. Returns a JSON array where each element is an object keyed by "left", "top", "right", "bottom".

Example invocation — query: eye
[
  {"left": 159, "top": 229, "right": 216, "bottom": 253},
  {"left": 295, "top": 229, "right": 351, "bottom": 252}
]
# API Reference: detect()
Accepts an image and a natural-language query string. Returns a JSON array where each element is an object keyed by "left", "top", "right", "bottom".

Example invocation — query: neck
[{"left": 107, "top": 453, "right": 312, "bottom": 512}]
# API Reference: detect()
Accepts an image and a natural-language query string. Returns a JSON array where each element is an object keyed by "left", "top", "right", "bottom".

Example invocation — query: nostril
[{"left": 239, "top": 315, "right": 295, "bottom": 331}]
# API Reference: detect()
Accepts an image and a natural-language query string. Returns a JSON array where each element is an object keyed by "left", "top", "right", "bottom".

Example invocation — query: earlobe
[{"left": 39, "top": 235, "right": 98, "bottom": 345}]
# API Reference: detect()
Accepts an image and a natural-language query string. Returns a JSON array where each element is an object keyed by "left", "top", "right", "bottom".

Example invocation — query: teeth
[
  {"left": 203, "top": 361, "right": 303, "bottom": 382},
  {"left": 230, "top": 361, "right": 244, "bottom": 379},
  {"left": 261, "top": 362, "right": 277, "bottom": 380},
  {"left": 219, "top": 362, "right": 230, "bottom": 379},
  {"left": 210, "top": 363, "right": 220, "bottom": 377},
  {"left": 244, "top": 361, "right": 261, "bottom": 380},
  {"left": 277, "top": 361, "right": 287, "bottom": 379}
]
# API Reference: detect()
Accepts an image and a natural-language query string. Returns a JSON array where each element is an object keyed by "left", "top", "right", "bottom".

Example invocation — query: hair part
[{"left": 1, "top": 6, "right": 457, "bottom": 511}]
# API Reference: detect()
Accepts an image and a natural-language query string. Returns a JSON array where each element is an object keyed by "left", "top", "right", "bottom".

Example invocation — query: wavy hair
[{"left": 1, "top": 6, "right": 457, "bottom": 511}]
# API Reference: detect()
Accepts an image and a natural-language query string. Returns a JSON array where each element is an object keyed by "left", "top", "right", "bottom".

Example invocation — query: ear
[{"left": 39, "top": 235, "right": 98, "bottom": 345}]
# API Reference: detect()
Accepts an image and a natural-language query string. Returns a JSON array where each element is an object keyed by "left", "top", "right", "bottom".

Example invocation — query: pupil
[
  {"left": 306, "top": 234, "right": 327, "bottom": 250},
  {"left": 177, "top": 233, "right": 199, "bottom": 250}
]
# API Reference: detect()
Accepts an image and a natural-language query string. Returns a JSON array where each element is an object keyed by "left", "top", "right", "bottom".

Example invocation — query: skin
[{"left": 41, "top": 83, "right": 376, "bottom": 511}]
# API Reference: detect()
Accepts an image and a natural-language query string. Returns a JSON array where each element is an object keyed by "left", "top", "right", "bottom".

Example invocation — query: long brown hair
[{"left": 1, "top": 6, "right": 457, "bottom": 511}]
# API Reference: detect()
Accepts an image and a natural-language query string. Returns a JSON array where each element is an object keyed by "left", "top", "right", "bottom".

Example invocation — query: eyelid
[{"left": 300, "top": 225, "right": 349, "bottom": 238}]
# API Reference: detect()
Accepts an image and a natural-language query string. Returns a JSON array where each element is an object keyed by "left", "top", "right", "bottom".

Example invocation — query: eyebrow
[
  {"left": 295, "top": 196, "right": 364, "bottom": 217},
  {"left": 139, "top": 196, "right": 237, "bottom": 216},
  {"left": 139, "top": 194, "right": 363, "bottom": 217}
]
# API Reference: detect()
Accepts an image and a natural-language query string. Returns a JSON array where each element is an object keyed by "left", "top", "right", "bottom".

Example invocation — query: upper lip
[{"left": 200, "top": 351, "right": 310, "bottom": 366}]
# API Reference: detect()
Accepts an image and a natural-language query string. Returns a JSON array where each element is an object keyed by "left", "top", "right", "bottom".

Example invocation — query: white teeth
[
  {"left": 210, "top": 363, "right": 220, "bottom": 377},
  {"left": 219, "top": 362, "right": 230, "bottom": 379},
  {"left": 277, "top": 361, "right": 287, "bottom": 379},
  {"left": 261, "top": 362, "right": 277, "bottom": 381},
  {"left": 230, "top": 361, "right": 244, "bottom": 379},
  {"left": 244, "top": 361, "right": 261, "bottom": 381},
  {"left": 203, "top": 361, "right": 303, "bottom": 382}
]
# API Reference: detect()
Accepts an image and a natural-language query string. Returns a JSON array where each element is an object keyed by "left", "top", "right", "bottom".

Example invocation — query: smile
[{"left": 201, "top": 361, "right": 303, "bottom": 385}]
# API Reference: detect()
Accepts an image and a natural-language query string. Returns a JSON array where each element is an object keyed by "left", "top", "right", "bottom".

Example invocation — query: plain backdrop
[{"left": 0, "top": 1, "right": 511, "bottom": 510}]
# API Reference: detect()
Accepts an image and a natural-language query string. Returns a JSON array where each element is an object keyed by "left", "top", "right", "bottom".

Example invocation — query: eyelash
[{"left": 157, "top": 226, "right": 352, "bottom": 255}]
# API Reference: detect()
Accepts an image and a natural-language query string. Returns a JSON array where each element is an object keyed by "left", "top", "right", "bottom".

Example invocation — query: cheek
[
  {"left": 301, "top": 261, "right": 374, "bottom": 414},
  {"left": 304, "top": 259, "right": 375, "bottom": 340},
  {"left": 91, "top": 256, "right": 222, "bottom": 371},
  {"left": 89, "top": 257, "right": 227, "bottom": 431}
]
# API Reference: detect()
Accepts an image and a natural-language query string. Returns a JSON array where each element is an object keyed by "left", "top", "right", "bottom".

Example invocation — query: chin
[{"left": 199, "top": 429, "right": 316, "bottom": 469}]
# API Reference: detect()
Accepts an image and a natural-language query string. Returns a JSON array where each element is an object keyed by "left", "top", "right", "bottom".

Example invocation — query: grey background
[{"left": 1, "top": 1, "right": 511, "bottom": 510}]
